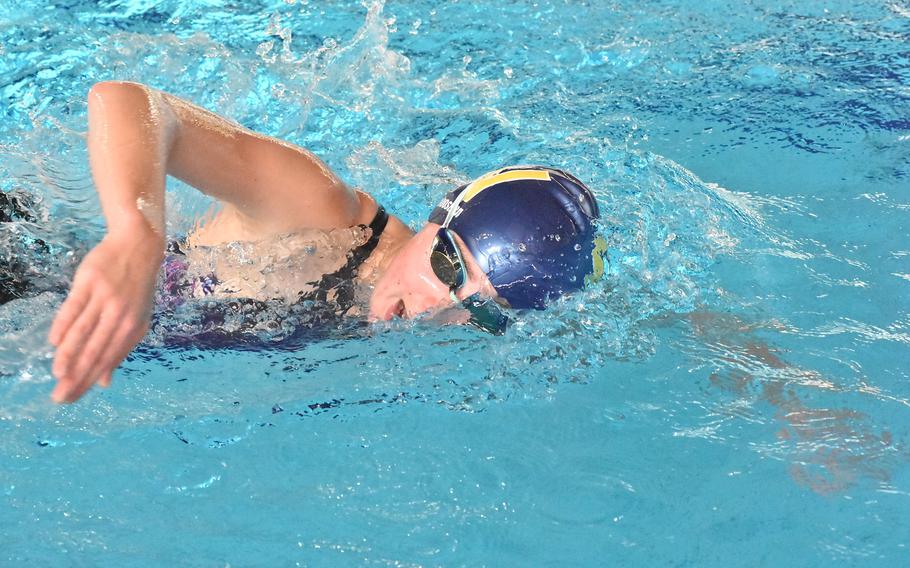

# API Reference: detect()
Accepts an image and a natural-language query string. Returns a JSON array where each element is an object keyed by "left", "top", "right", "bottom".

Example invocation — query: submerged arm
[
  {"left": 682, "top": 310, "right": 896, "bottom": 494},
  {"left": 49, "top": 80, "right": 369, "bottom": 403}
]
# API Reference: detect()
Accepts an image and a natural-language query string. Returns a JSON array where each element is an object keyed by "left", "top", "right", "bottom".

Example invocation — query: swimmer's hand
[{"left": 48, "top": 225, "right": 163, "bottom": 403}]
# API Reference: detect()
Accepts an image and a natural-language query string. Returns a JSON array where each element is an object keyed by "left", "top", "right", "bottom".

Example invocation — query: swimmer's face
[{"left": 369, "top": 222, "right": 497, "bottom": 321}]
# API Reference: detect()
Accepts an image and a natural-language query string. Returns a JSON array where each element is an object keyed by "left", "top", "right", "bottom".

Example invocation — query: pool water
[{"left": 2, "top": 0, "right": 909, "bottom": 564}]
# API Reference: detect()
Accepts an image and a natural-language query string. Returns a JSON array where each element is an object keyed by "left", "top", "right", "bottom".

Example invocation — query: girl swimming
[{"left": 46, "top": 81, "right": 600, "bottom": 403}]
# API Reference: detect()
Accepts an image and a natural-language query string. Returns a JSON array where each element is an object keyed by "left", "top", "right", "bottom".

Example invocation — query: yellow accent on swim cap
[
  {"left": 585, "top": 236, "right": 608, "bottom": 286},
  {"left": 460, "top": 169, "right": 552, "bottom": 203}
]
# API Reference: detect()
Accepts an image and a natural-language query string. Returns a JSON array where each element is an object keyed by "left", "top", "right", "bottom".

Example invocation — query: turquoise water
[{"left": 2, "top": 0, "right": 909, "bottom": 564}]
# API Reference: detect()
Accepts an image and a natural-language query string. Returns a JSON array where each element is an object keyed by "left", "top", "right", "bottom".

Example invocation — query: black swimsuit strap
[
  {"left": 333, "top": 205, "right": 389, "bottom": 282},
  {"left": 304, "top": 204, "right": 389, "bottom": 311}
]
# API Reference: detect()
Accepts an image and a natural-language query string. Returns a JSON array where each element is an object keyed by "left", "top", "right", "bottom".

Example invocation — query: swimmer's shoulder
[{"left": 188, "top": 190, "right": 396, "bottom": 247}]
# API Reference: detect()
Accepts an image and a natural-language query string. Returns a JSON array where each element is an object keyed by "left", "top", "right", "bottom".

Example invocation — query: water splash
[
  {"left": 1, "top": 0, "right": 906, "bottom": 508},
  {"left": 1, "top": 0, "right": 763, "bottom": 408}
]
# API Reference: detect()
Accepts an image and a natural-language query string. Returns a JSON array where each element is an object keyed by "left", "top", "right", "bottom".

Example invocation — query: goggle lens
[
  {"left": 430, "top": 228, "right": 467, "bottom": 290},
  {"left": 430, "top": 227, "right": 510, "bottom": 335}
]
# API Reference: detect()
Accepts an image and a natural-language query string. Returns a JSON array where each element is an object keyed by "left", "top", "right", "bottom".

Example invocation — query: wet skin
[
  {"left": 47, "top": 80, "right": 498, "bottom": 404},
  {"left": 368, "top": 221, "right": 498, "bottom": 321}
]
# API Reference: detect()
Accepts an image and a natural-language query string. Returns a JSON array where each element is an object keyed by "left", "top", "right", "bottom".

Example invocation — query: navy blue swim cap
[{"left": 428, "top": 165, "right": 602, "bottom": 309}]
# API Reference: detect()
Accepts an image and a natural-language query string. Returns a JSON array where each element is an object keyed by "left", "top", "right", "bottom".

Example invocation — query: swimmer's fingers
[
  {"left": 55, "top": 315, "right": 146, "bottom": 404},
  {"left": 55, "top": 369, "right": 98, "bottom": 405},
  {"left": 54, "top": 372, "right": 97, "bottom": 405},
  {"left": 63, "top": 307, "right": 123, "bottom": 399},
  {"left": 48, "top": 283, "right": 92, "bottom": 347},
  {"left": 51, "top": 295, "right": 103, "bottom": 388},
  {"left": 78, "top": 317, "right": 149, "bottom": 401},
  {"left": 48, "top": 234, "right": 162, "bottom": 403}
]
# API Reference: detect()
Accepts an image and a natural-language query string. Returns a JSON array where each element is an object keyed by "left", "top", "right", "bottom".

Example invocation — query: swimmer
[{"left": 46, "top": 81, "right": 601, "bottom": 403}]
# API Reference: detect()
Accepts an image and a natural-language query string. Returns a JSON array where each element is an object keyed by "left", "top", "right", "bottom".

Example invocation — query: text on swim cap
[{"left": 436, "top": 197, "right": 464, "bottom": 218}]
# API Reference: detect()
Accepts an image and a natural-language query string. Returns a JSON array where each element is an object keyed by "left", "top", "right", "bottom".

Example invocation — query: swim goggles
[{"left": 430, "top": 227, "right": 510, "bottom": 335}]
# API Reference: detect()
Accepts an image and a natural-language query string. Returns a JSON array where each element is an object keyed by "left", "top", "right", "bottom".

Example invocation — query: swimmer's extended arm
[{"left": 49, "top": 80, "right": 369, "bottom": 403}]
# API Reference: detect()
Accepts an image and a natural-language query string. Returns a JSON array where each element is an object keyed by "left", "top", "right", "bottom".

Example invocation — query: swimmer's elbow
[
  {"left": 87, "top": 81, "right": 178, "bottom": 150},
  {"left": 88, "top": 80, "right": 147, "bottom": 103}
]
